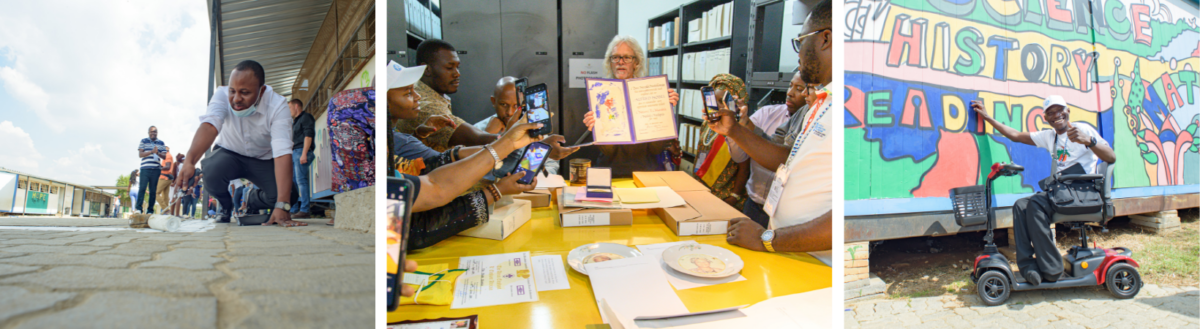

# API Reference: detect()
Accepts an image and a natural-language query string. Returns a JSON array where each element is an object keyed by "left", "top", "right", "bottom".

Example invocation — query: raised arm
[
  {"left": 972, "top": 100, "right": 1034, "bottom": 145},
  {"left": 412, "top": 123, "right": 542, "bottom": 212}
]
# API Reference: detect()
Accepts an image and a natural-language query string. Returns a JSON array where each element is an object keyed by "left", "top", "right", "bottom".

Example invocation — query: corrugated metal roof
[{"left": 212, "top": 0, "right": 334, "bottom": 97}]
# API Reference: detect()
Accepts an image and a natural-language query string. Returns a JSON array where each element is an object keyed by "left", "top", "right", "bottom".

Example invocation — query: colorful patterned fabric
[
  {"left": 692, "top": 74, "right": 748, "bottom": 208},
  {"left": 329, "top": 87, "right": 376, "bottom": 193}
]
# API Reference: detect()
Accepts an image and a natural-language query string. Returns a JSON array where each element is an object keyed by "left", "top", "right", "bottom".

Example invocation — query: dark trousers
[
  {"left": 202, "top": 147, "right": 278, "bottom": 217},
  {"left": 1012, "top": 192, "right": 1063, "bottom": 281},
  {"left": 742, "top": 199, "right": 771, "bottom": 229},
  {"left": 181, "top": 195, "right": 195, "bottom": 217},
  {"left": 135, "top": 168, "right": 161, "bottom": 213}
]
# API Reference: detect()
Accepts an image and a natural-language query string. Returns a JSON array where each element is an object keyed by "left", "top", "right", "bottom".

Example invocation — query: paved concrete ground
[
  {"left": 846, "top": 284, "right": 1199, "bottom": 328},
  {"left": 0, "top": 217, "right": 373, "bottom": 328}
]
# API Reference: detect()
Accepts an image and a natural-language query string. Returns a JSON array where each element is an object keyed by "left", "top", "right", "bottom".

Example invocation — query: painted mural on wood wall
[{"left": 844, "top": 0, "right": 1199, "bottom": 204}]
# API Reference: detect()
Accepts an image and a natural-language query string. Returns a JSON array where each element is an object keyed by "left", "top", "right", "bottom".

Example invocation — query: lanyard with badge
[{"left": 763, "top": 86, "right": 830, "bottom": 217}]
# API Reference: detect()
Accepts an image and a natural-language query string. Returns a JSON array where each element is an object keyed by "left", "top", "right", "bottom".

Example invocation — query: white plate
[
  {"left": 566, "top": 243, "right": 642, "bottom": 275},
  {"left": 661, "top": 243, "right": 744, "bottom": 278}
]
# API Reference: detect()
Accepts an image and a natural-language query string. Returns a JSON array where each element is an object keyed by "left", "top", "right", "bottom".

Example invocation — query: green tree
[{"left": 115, "top": 174, "right": 130, "bottom": 206}]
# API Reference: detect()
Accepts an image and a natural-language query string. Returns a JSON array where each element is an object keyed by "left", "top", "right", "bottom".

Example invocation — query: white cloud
[
  {"left": 0, "top": 0, "right": 210, "bottom": 186},
  {"left": 0, "top": 121, "right": 43, "bottom": 173}
]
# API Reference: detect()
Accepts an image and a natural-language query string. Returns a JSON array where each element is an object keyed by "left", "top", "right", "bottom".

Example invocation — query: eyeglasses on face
[
  {"left": 609, "top": 55, "right": 638, "bottom": 64},
  {"left": 792, "top": 28, "right": 830, "bottom": 53}
]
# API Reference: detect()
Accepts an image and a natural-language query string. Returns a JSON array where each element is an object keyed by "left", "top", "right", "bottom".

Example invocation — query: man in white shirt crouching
[{"left": 175, "top": 60, "right": 306, "bottom": 227}]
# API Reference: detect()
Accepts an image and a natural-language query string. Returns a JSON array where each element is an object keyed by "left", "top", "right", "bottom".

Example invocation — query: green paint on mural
[
  {"left": 1186, "top": 147, "right": 1200, "bottom": 185},
  {"left": 1111, "top": 77, "right": 1153, "bottom": 188},
  {"left": 845, "top": 128, "right": 868, "bottom": 200},
  {"left": 976, "top": 134, "right": 1034, "bottom": 195},
  {"left": 845, "top": 128, "right": 936, "bottom": 199}
]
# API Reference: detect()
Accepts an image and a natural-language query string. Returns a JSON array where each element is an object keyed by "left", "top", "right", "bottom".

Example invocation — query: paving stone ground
[
  {"left": 846, "top": 283, "right": 1200, "bottom": 328},
  {"left": 0, "top": 217, "right": 373, "bottom": 328}
]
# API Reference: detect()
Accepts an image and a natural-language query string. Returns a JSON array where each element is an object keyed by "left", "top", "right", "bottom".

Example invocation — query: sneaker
[{"left": 216, "top": 214, "right": 231, "bottom": 223}]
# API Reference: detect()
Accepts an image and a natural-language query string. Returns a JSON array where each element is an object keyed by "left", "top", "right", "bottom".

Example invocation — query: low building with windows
[{"left": 0, "top": 167, "right": 119, "bottom": 217}]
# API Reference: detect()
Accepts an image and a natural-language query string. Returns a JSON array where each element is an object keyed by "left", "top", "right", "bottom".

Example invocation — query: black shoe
[
  {"left": 217, "top": 214, "right": 231, "bottom": 223},
  {"left": 1023, "top": 269, "right": 1042, "bottom": 286}
]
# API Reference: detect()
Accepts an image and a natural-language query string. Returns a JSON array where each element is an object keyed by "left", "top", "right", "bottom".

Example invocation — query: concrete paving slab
[
  {"left": 15, "top": 291, "right": 216, "bottom": 329},
  {"left": 0, "top": 220, "right": 372, "bottom": 326},
  {"left": 0, "top": 286, "right": 73, "bottom": 322},
  {"left": 0, "top": 266, "right": 222, "bottom": 295},
  {"left": 0, "top": 263, "right": 40, "bottom": 276},
  {"left": 237, "top": 294, "right": 372, "bottom": 328},
  {"left": 140, "top": 248, "right": 224, "bottom": 270},
  {"left": 0, "top": 253, "right": 148, "bottom": 268},
  {"left": 226, "top": 266, "right": 373, "bottom": 295}
]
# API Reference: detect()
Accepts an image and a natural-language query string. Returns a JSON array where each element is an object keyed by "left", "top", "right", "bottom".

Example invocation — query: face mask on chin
[{"left": 230, "top": 86, "right": 265, "bottom": 117}]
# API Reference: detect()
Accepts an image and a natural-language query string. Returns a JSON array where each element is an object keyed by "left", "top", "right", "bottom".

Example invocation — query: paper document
[
  {"left": 534, "top": 172, "right": 566, "bottom": 189},
  {"left": 584, "top": 256, "right": 689, "bottom": 325},
  {"left": 636, "top": 241, "right": 746, "bottom": 290},
  {"left": 452, "top": 252, "right": 539, "bottom": 309},
  {"left": 615, "top": 188, "right": 660, "bottom": 203},
  {"left": 615, "top": 186, "right": 686, "bottom": 210},
  {"left": 586, "top": 76, "right": 678, "bottom": 145},
  {"left": 628, "top": 288, "right": 833, "bottom": 329},
  {"left": 531, "top": 255, "right": 570, "bottom": 291}
]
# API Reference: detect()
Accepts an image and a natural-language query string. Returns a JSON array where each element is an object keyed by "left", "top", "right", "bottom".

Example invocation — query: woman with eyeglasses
[{"left": 582, "top": 35, "right": 681, "bottom": 177}]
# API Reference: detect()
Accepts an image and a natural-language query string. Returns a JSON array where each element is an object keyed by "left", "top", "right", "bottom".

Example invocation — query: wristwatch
[
  {"left": 275, "top": 202, "right": 291, "bottom": 212},
  {"left": 1087, "top": 136, "right": 1097, "bottom": 148},
  {"left": 761, "top": 229, "right": 776, "bottom": 252},
  {"left": 484, "top": 144, "right": 502, "bottom": 170}
]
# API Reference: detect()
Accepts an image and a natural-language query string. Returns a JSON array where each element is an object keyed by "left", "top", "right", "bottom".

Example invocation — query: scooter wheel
[
  {"left": 976, "top": 270, "right": 1010, "bottom": 306},
  {"left": 1106, "top": 263, "right": 1141, "bottom": 299}
]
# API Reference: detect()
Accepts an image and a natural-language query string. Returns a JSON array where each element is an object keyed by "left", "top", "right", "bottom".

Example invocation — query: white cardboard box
[{"left": 457, "top": 198, "right": 532, "bottom": 240}]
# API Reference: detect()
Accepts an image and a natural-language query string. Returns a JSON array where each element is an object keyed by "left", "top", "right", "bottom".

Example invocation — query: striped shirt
[{"left": 139, "top": 138, "right": 167, "bottom": 169}]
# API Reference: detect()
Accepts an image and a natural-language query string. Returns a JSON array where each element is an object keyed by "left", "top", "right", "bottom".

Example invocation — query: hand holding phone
[
  {"left": 386, "top": 178, "right": 415, "bottom": 311},
  {"left": 512, "top": 142, "right": 552, "bottom": 184},
  {"left": 524, "top": 83, "right": 552, "bottom": 137},
  {"left": 700, "top": 86, "right": 720, "bottom": 122}
]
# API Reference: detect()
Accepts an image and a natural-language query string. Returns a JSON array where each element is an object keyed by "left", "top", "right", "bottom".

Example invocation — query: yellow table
[{"left": 387, "top": 180, "right": 832, "bottom": 328}]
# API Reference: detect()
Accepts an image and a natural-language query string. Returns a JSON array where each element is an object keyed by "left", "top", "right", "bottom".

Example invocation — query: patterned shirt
[
  {"left": 138, "top": 138, "right": 167, "bottom": 169},
  {"left": 396, "top": 80, "right": 470, "bottom": 153}
]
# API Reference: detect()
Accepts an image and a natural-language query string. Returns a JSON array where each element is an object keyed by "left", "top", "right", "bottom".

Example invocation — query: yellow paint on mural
[
  {"left": 880, "top": 6, "right": 1200, "bottom": 89},
  {"left": 976, "top": 91, "right": 1097, "bottom": 134}
]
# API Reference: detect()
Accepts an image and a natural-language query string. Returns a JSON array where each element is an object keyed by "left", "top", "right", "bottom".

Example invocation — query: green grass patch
[
  {"left": 945, "top": 279, "right": 969, "bottom": 294},
  {"left": 1141, "top": 229, "right": 1200, "bottom": 280}
]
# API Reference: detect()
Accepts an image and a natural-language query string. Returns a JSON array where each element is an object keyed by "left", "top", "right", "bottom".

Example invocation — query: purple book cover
[{"left": 584, "top": 75, "right": 679, "bottom": 145}]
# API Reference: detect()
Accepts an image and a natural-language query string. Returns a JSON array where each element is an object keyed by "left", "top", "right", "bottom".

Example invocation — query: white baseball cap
[
  {"left": 387, "top": 60, "right": 425, "bottom": 89},
  {"left": 1043, "top": 95, "right": 1067, "bottom": 110}
]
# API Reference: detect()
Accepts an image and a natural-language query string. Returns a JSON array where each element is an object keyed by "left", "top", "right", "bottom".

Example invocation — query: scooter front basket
[{"left": 950, "top": 185, "right": 988, "bottom": 227}]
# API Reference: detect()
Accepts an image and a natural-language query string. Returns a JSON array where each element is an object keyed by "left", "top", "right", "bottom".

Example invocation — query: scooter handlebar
[{"left": 987, "top": 162, "right": 1025, "bottom": 180}]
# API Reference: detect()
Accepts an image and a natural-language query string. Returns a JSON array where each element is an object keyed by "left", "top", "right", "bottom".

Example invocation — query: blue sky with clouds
[{"left": 0, "top": 1, "right": 210, "bottom": 186}]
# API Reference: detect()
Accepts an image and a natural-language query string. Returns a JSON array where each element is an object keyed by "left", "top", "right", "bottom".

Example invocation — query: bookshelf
[
  {"left": 645, "top": 0, "right": 750, "bottom": 170},
  {"left": 389, "top": 0, "right": 443, "bottom": 66}
]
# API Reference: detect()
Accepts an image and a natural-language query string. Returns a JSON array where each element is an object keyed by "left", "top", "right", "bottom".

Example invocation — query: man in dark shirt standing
[{"left": 290, "top": 98, "right": 315, "bottom": 218}]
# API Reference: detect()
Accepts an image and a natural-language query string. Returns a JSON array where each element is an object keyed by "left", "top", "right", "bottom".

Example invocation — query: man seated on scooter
[{"left": 972, "top": 95, "right": 1115, "bottom": 285}]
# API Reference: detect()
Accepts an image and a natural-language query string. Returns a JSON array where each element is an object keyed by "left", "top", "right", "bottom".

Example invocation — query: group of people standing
[{"left": 130, "top": 126, "right": 204, "bottom": 217}]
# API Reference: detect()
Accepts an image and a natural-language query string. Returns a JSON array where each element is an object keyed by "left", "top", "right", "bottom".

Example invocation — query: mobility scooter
[{"left": 950, "top": 162, "right": 1142, "bottom": 306}]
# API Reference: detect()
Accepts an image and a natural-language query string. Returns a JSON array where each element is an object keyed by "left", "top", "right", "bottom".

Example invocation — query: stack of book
[
  {"left": 686, "top": 2, "right": 735, "bottom": 44},
  {"left": 647, "top": 17, "right": 682, "bottom": 50}
]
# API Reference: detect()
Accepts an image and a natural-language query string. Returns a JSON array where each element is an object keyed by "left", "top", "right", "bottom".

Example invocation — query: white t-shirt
[
  {"left": 1030, "top": 122, "right": 1108, "bottom": 174},
  {"left": 766, "top": 83, "right": 835, "bottom": 229}
]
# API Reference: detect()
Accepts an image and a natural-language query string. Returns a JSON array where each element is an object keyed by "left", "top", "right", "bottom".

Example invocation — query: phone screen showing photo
[
  {"left": 386, "top": 178, "right": 412, "bottom": 311},
  {"left": 701, "top": 87, "right": 718, "bottom": 121},
  {"left": 514, "top": 142, "right": 551, "bottom": 185},
  {"left": 525, "top": 85, "right": 552, "bottom": 136}
]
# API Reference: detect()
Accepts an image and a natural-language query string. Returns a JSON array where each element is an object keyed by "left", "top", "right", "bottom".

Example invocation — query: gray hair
[{"left": 602, "top": 35, "right": 647, "bottom": 79}]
